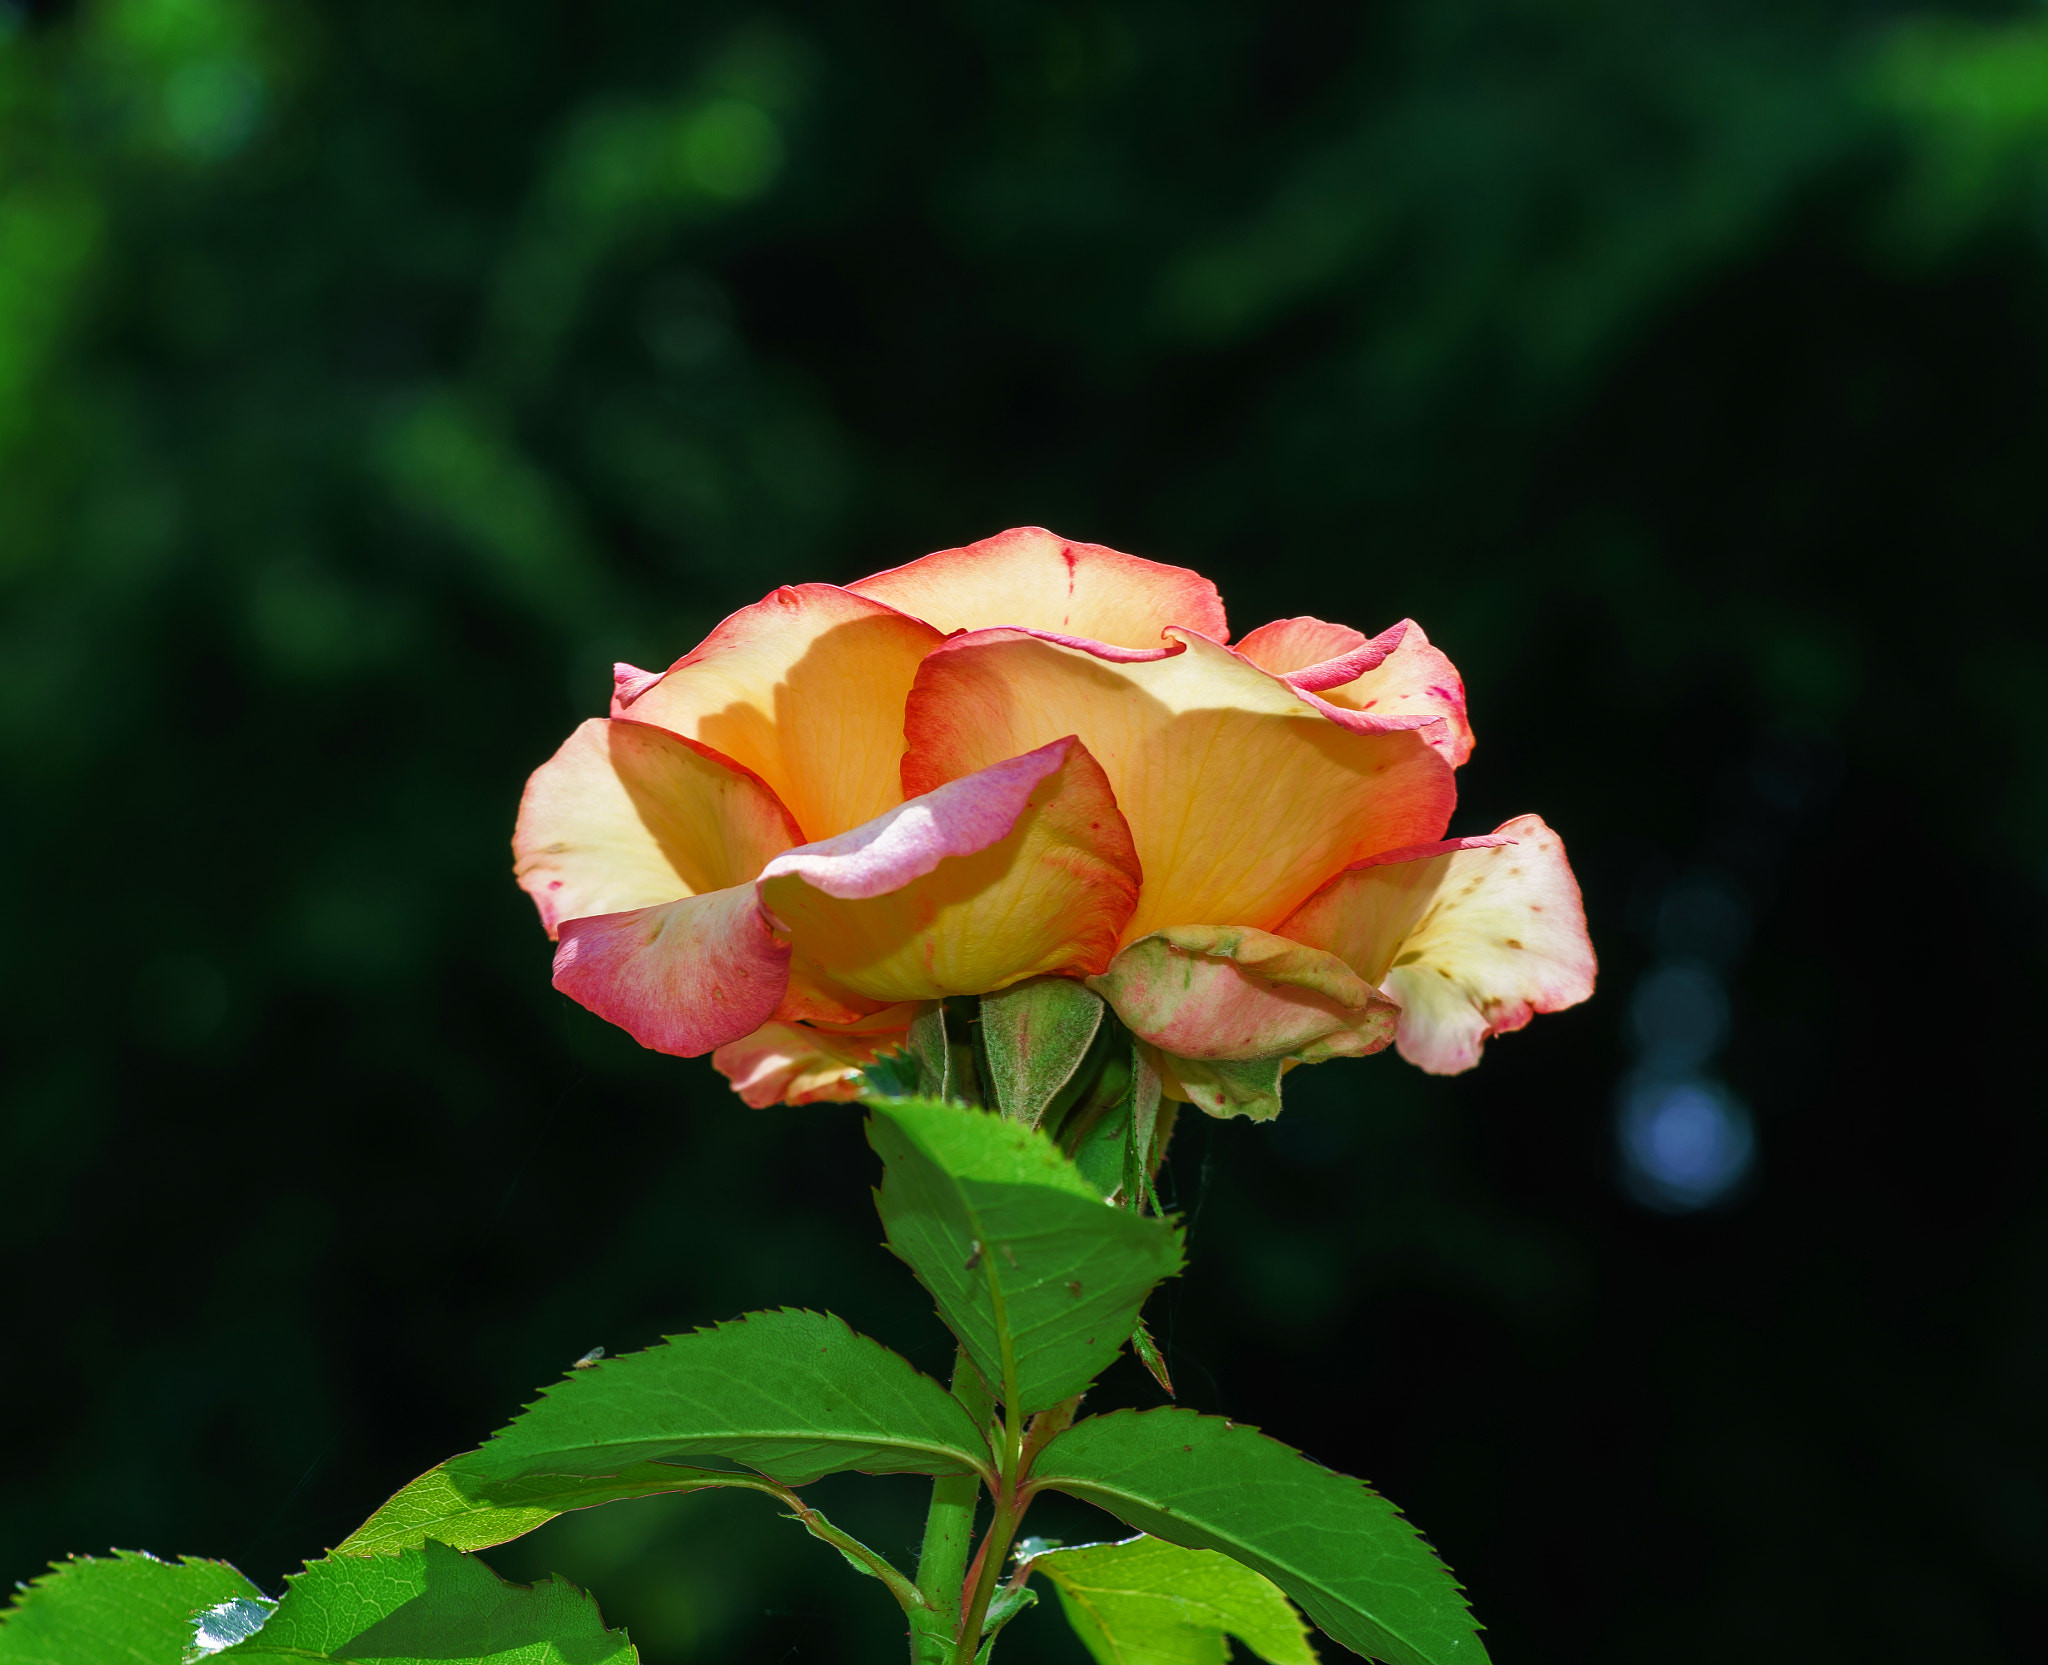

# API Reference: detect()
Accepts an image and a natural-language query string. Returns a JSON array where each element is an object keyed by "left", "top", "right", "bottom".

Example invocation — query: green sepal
[
  {"left": 0, "top": 1551, "right": 264, "bottom": 1665},
  {"left": 450, "top": 1308, "right": 993, "bottom": 1491},
  {"left": 1031, "top": 1409, "right": 1486, "bottom": 1665},
  {"left": 979, "top": 977, "right": 1106, "bottom": 1127},
  {"left": 868, "top": 1097, "right": 1184, "bottom": 1412},
  {"left": 214, "top": 1541, "right": 633, "bottom": 1665},
  {"left": 1030, "top": 1534, "right": 1318, "bottom": 1665},
  {"left": 335, "top": 1460, "right": 768, "bottom": 1557},
  {"left": 1130, "top": 1316, "right": 1174, "bottom": 1396}
]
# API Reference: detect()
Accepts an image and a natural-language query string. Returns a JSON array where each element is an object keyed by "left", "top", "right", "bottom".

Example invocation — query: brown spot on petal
[{"left": 1504, "top": 938, "right": 1523, "bottom": 950}]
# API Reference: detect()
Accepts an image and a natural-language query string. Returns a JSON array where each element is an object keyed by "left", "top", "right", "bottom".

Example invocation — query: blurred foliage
[{"left": 3, "top": 0, "right": 2046, "bottom": 1660}]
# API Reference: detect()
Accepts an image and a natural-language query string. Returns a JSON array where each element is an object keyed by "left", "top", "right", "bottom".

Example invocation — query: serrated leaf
[
  {"left": 1031, "top": 1410, "right": 1486, "bottom": 1665},
  {"left": 867, "top": 1099, "right": 1183, "bottom": 1413},
  {"left": 336, "top": 1460, "right": 769, "bottom": 1557},
  {"left": 218, "top": 1541, "right": 632, "bottom": 1665},
  {"left": 1031, "top": 1534, "right": 1318, "bottom": 1665},
  {"left": 450, "top": 1308, "right": 992, "bottom": 1491},
  {"left": 980, "top": 977, "right": 1106, "bottom": 1127},
  {"left": 0, "top": 1552, "right": 263, "bottom": 1665}
]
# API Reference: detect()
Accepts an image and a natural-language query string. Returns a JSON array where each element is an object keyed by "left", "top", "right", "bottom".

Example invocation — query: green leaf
[
  {"left": 868, "top": 1098, "right": 1184, "bottom": 1413},
  {"left": 450, "top": 1308, "right": 993, "bottom": 1491},
  {"left": 217, "top": 1541, "right": 632, "bottom": 1665},
  {"left": 0, "top": 1552, "right": 264, "bottom": 1665},
  {"left": 979, "top": 977, "right": 1106, "bottom": 1127},
  {"left": 1031, "top": 1534, "right": 1318, "bottom": 1665},
  {"left": 1031, "top": 1410, "right": 1486, "bottom": 1665},
  {"left": 335, "top": 1459, "right": 769, "bottom": 1556}
]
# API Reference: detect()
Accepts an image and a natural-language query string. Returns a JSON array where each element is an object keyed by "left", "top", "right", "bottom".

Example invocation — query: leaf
[
  {"left": 1030, "top": 1410, "right": 1486, "bottom": 1665},
  {"left": 979, "top": 977, "right": 1106, "bottom": 1127},
  {"left": 0, "top": 1552, "right": 264, "bottom": 1665},
  {"left": 450, "top": 1308, "right": 993, "bottom": 1491},
  {"left": 336, "top": 1460, "right": 768, "bottom": 1556},
  {"left": 868, "top": 1098, "right": 1183, "bottom": 1413},
  {"left": 217, "top": 1541, "right": 633, "bottom": 1665},
  {"left": 1030, "top": 1535, "right": 1318, "bottom": 1665}
]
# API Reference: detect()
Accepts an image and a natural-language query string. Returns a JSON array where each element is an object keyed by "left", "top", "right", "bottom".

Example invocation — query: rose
[{"left": 514, "top": 527, "right": 1595, "bottom": 1116}]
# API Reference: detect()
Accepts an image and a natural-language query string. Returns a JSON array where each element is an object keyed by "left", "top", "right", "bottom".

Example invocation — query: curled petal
[
  {"left": 514, "top": 719, "right": 802, "bottom": 938},
  {"left": 1089, "top": 925, "right": 1397, "bottom": 1063},
  {"left": 1237, "top": 616, "right": 1473, "bottom": 766},
  {"left": 1232, "top": 616, "right": 1375, "bottom": 678},
  {"left": 904, "top": 626, "right": 1455, "bottom": 942},
  {"left": 846, "top": 526, "right": 1230, "bottom": 648},
  {"left": 712, "top": 1011, "right": 915, "bottom": 1108},
  {"left": 553, "top": 885, "right": 791, "bottom": 1057},
  {"left": 1279, "top": 814, "right": 1595, "bottom": 1074},
  {"left": 614, "top": 583, "right": 943, "bottom": 840},
  {"left": 758, "top": 736, "right": 1140, "bottom": 1003}
]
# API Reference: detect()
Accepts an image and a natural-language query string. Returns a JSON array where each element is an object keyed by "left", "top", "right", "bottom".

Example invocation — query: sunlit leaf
[
  {"left": 1030, "top": 1534, "right": 1317, "bottom": 1665},
  {"left": 216, "top": 1541, "right": 632, "bottom": 1665},
  {"left": 1032, "top": 1410, "right": 1485, "bottom": 1665},
  {"left": 0, "top": 1552, "right": 263, "bottom": 1665},
  {"left": 868, "top": 1097, "right": 1182, "bottom": 1412}
]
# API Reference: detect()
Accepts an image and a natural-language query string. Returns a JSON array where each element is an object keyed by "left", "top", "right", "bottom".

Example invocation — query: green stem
[
  {"left": 954, "top": 1238, "right": 1028, "bottom": 1664},
  {"left": 915, "top": 1351, "right": 990, "bottom": 1615}
]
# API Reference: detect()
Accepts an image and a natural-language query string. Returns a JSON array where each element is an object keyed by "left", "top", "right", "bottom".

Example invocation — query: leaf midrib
[{"left": 475, "top": 1428, "right": 994, "bottom": 1483}]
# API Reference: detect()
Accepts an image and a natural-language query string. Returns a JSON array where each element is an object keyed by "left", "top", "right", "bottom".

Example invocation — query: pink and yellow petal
[
  {"left": 846, "top": 526, "right": 1229, "bottom": 648},
  {"left": 552, "top": 884, "right": 791, "bottom": 1058},
  {"left": 757, "top": 736, "right": 1140, "bottom": 1003},
  {"left": 613, "top": 584, "right": 942, "bottom": 840},
  {"left": 513, "top": 718, "right": 802, "bottom": 937},
  {"left": 711, "top": 1011, "right": 915, "bottom": 1108},
  {"left": 1089, "top": 925, "right": 1396, "bottom": 1063},
  {"left": 1279, "top": 814, "right": 1595, "bottom": 1074},
  {"left": 903, "top": 626, "right": 1455, "bottom": 942},
  {"left": 1238, "top": 616, "right": 1472, "bottom": 767}
]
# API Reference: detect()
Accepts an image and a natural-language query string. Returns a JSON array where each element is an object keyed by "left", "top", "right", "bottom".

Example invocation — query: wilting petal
[
  {"left": 514, "top": 718, "right": 803, "bottom": 937},
  {"left": 1237, "top": 616, "right": 1473, "bottom": 767},
  {"left": 757, "top": 736, "right": 1140, "bottom": 1003},
  {"left": 712, "top": 1011, "right": 915, "bottom": 1108},
  {"left": 613, "top": 584, "right": 943, "bottom": 840},
  {"left": 1089, "top": 925, "right": 1396, "bottom": 1063},
  {"left": 1144, "top": 1046, "right": 1289, "bottom": 1122},
  {"left": 846, "top": 526, "right": 1230, "bottom": 649},
  {"left": 1279, "top": 814, "right": 1595, "bottom": 1074},
  {"left": 904, "top": 627, "right": 1455, "bottom": 942},
  {"left": 553, "top": 885, "right": 791, "bottom": 1057}
]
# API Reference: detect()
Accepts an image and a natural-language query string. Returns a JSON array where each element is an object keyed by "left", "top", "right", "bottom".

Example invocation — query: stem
[
  {"left": 915, "top": 1351, "right": 989, "bottom": 1613},
  {"left": 954, "top": 1218, "right": 1028, "bottom": 1664}
]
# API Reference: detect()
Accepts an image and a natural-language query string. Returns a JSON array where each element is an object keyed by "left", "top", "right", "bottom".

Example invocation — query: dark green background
[{"left": 3, "top": 1, "right": 2045, "bottom": 1659}]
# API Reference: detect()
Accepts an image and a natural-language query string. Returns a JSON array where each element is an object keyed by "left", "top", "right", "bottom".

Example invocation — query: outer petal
[
  {"left": 846, "top": 526, "right": 1230, "bottom": 648},
  {"left": 613, "top": 584, "right": 943, "bottom": 840},
  {"left": 757, "top": 735, "right": 1140, "bottom": 1002},
  {"left": 711, "top": 1011, "right": 915, "bottom": 1108},
  {"left": 904, "top": 627, "right": 1456, "bottom": 943},
  {"left": 514, "top": 718, "right": 802, "bottom": 938},
  {"left": 1279, "top": 814, "right": 1595, "bottom": 1074},
  {"left": 1237, "top": 616, "right": 1473, "bottom": 767},
  {"left": 552, "top": 885, "right": 791, "bottom": 1058},
  {"left": 1088, "top": 925, "right": 1396, "bottom": 1063}
]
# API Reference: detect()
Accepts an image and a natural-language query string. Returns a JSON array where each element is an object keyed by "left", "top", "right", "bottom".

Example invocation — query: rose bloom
[{"left": 514, "top": 529, "right": 1594, "bottom": 1116}]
